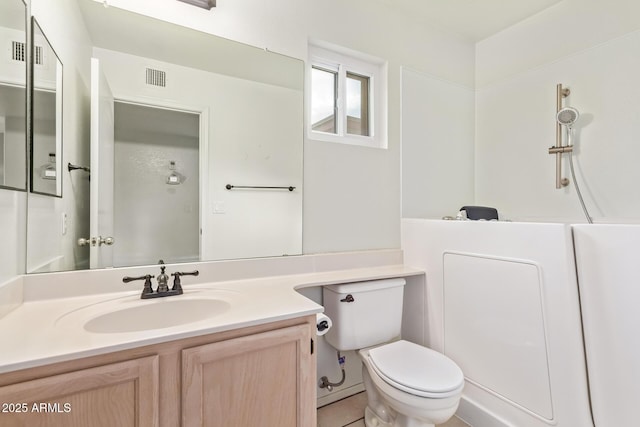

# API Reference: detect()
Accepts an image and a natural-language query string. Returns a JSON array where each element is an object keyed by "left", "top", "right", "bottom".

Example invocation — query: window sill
[{"left": 307, "top": 131, "right": 387, "bottom": 150}]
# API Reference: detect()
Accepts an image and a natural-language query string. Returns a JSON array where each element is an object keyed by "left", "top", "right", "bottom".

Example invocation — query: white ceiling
[{"left": 376, "top": 0, "right": 564, "bottom": 41}]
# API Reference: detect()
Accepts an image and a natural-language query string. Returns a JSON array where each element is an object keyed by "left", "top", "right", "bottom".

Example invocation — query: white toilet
[{"left": 323, "top": 279, "right": 464, "bottom": 427}]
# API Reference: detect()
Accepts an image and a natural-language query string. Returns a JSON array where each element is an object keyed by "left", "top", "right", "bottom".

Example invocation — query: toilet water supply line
[{"left": 319, "top": 351, "right": 346, "bottom": 391}]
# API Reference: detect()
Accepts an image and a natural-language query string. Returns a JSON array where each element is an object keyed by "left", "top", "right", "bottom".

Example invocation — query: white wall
[
  {"left": 101, "top": 0, "right": 476, "bottom": 256},
  {"left": 401, "top": 67, "right": 475, "bottom": 219},
  {"left": 475, "top": 0, "right": 640, "bottom": 222},
  {"left": 4, "top": 116, "right": 26, "bottom": 188},
  {"left": 0, "top": 191, "right": 25, "bottom": 285}
]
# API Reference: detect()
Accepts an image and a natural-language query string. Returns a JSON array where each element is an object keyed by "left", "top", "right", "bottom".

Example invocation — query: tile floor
[{"left": 317, "top": 392, "right": 470, "bottom": 427}]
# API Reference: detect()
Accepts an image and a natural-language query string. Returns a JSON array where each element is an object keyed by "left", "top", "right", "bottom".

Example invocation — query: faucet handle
[
  {"left": 122, "top": 274, "right": 155, "bottom": 283},
  {"left": 170, "top": 270, "right": 199, "bottom": 291},
  {"left": 123, "top": 274, "right": 155, "bottom": 296},
  {"left": 172, "top": 270, "right": 199, "bottom": 277}
]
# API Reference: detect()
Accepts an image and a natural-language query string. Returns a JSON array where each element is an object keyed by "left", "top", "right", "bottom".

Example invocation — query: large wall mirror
[
  {"left": 0, "top": 0, "right": 27, "bottom": 192},
  {"left": 25, "top": 0, "right": 304, "bottom": 273}
]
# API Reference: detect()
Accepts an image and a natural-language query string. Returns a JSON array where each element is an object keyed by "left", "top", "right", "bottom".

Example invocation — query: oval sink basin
[{"left": 84, "top": 298, "right": 230, "bottom": 334}]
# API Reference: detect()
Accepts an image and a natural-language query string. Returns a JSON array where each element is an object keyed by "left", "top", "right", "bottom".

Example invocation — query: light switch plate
[{"left": 213, "top": 201, "right": 226, "bottom": 214}]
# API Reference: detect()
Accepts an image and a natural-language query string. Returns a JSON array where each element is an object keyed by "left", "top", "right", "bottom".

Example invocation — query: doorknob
[
  {"left": 98, "top": 236, "right": 115, "bottom": 246},
  {"left": 77, "top": 236, "right": 115, "bottom": 247}
]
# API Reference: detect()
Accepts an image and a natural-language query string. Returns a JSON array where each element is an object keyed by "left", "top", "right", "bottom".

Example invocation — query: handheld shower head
[{"left": 557, "top": 107, "right": 580, "bottom": 128}]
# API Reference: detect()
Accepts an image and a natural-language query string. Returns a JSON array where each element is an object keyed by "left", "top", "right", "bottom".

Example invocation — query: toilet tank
[{"left": 323, "top": 278, "right": 406, "bottom": 351}]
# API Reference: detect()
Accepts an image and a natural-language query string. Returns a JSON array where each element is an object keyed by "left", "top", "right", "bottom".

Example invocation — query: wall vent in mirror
[
  {"left": 11, "top": 41, "right": 25, "bottom": 62},
  {"left": 145, "top": 68, "right": 166, "bottom": 87},
  {"left": 34, "top": 45, "right": 44, "bottom": 66}
]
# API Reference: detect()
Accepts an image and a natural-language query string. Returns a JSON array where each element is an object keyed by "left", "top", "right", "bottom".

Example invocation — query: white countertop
[{"left": 0, "top": 265, "right": 423, "bottom": 374}]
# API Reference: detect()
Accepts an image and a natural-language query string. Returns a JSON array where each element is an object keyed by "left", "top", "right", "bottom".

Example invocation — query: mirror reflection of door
[
  {"left": 89, "top": 58, "right": 115, "bottom": 269},
  {"left": 0, "top": 0, "right": 27, "bottom": 191},
  {"left": 91, "top": 58, "right": 200, "bottom": 269}
]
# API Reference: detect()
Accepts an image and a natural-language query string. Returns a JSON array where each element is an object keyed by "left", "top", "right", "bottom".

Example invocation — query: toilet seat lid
[{"left": 368, "top": 340, "right": 464, "bottom": 398}]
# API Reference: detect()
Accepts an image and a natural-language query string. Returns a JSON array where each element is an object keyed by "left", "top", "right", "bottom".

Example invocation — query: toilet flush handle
[{"left": 340, "top": 294, "right": 355, "bottom": 303}]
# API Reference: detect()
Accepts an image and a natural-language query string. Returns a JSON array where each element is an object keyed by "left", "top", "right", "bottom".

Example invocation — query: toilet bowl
[
  {"left": 359, "top": 340, "right": 464, "bottom": 427},
  {"left": 322, "top": 279, "right": 465, "bottom": 427}
]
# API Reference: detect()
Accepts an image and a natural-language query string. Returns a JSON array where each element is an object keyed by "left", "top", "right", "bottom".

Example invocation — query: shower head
[{"left": 557, "top": 107, "right": 580, "bottom": 127}]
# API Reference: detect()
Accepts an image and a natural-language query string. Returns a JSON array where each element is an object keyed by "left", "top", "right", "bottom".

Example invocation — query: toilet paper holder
[
  {"left": 317, "top": 319, "right": 330, "bottom": 332},
  {"left": 315, "top": 313, "right": 332, "bottom": 337}
]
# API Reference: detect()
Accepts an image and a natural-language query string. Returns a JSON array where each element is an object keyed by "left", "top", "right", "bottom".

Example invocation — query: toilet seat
[{"left": 367, "top": 340, "right": 464, "bottom": 398}]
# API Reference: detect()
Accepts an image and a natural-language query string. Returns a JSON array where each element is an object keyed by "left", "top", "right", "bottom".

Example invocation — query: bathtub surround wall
[
  {"left": 475, "top": 0, "right": 640, "bottom": 222},
  {"left": 401, "top": 67, "right": 475, "bottom": 220},
  {"left": 401, "top": 219, "right": 593, "bottom": 427}
]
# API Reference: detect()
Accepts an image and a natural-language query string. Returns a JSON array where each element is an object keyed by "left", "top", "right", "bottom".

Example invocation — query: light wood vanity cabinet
[
  {"left": 0, "top": 356, "right": 159, "bottom": 427},
  {"left": 182, "top": 323, "right": 315, "bottom": 427},
  {"left": 0, "top": 316, "right": 316, "bottom": 427}
]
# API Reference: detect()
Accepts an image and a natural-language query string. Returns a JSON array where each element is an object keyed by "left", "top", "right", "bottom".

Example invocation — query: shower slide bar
[
  {"left": 549, "top": 83, "right": 572, "bottom": 188},
  {"left": 225, "top": 184, "right": 296, "bottom": 191}
]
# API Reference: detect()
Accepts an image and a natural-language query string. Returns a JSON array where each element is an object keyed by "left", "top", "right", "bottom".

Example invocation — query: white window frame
[{"left": 307, "top": 43, "right": 387, "bottom": 149}]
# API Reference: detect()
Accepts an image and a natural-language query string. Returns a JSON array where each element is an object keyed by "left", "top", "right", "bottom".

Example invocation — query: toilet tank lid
[{"left": 324, "top": 278, "right": 406, "bottom": 294}]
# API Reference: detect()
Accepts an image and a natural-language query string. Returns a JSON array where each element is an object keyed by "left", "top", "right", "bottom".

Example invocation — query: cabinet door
[
  {"left": 0, "top": 355, "right": 159, "bottom": 427},
  {"left": 182, "top": 324, "right": 315, "bottom": 427}
]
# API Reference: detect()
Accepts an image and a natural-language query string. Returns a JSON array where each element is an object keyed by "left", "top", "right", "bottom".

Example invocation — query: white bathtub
[
  {"left": 573, "top": 224, "right": 640, "bottom": 427},
  {"left": 401, "top": 219, "right": 593, "bottom": 427}
]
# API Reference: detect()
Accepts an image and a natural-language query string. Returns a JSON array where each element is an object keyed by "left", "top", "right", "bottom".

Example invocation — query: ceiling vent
[{"left": 146, "top": 68, "right": 166, "bottom": 88}]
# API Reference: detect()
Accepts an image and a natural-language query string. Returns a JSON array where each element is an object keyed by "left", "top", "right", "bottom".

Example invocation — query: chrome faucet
[{"left": 123, "top": 260, "right": 199, "bottom": 299}]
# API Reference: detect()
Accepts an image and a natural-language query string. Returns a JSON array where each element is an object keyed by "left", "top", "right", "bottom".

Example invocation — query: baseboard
[{"left": 457, "top": 397, "right": 512, "bottom": 427}]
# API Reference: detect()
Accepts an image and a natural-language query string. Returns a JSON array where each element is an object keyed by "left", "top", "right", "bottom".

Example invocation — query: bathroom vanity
[
  {"left": 0, "top": 259, "right": 422, "bottom": 427},
  {"left": 0, "top": 315, "right": 315, "bottom": 427}
]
